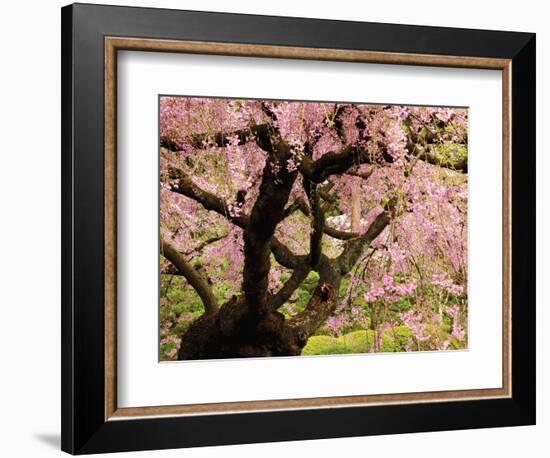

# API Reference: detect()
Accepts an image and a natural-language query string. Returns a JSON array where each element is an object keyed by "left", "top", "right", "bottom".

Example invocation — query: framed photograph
[{"left": 61, "top": 3, "right": 536, "bottom": 454}]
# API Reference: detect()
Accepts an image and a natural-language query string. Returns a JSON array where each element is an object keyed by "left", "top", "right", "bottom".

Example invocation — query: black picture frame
[{"left": 61, "top": 3, "right": 536, "bottom": 454}]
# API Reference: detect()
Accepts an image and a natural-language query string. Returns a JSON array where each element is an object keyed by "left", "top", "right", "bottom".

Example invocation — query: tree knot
[{"left": 320, "top": 283, "right": 336, "bottom": 302}]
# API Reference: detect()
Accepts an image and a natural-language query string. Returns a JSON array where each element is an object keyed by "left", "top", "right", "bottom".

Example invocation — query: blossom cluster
[{"left": 364, "top": 274, "right": 417, "bottom": 304}]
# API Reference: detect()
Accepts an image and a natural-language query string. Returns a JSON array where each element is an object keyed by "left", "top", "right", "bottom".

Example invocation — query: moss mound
[{"left": 301, "top": 327, "right": 412, "bottom": 356}]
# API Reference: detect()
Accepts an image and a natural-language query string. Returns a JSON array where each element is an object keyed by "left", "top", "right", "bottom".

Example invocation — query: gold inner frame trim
[{"left": 104, "top": 36, "right": 512, "bottom": 421}]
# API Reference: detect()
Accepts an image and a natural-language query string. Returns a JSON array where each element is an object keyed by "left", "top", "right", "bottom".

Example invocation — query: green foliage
[
  {"left": 301, "top": 336, "right": 351, "bottom": 355},
  {"left": 383, "top": 326, "right": 413, "bottom": 352},
  {"left": 301, "top": 327, "right": 413, "bottom": 356},
  {"left": 159, "top": 340, "right": 178, "bottom": 360},
  {"left": 433, "top": 143, "right": 468, "bottom": 170},
  {"left": 387, "top": 297, "right": 413, "bottom": 322},
  {"left": 280, "top": 270, "right": 320, "bottom": 318}
]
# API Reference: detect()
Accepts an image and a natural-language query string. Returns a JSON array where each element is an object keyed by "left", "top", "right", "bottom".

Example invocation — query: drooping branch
[{"left": 161, "top": 238, "right": 219, "bottom": 315}]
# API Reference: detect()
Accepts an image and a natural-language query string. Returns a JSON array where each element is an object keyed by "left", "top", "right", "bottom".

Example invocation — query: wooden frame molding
[{"left": 104, "top": 36, "right": 512, "bottom": 421}]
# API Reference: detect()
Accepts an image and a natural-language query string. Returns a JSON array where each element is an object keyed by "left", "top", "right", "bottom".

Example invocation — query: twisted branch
[{"left": 161, "top": 238, "right": 219, "bottom": 315}]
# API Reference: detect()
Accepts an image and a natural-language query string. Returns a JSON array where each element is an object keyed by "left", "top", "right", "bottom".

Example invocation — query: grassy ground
[{"left": 160, "top": 270, "right": 465, "bottom": 360}]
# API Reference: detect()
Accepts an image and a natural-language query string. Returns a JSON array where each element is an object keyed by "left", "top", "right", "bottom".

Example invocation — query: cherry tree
[{"left": 159, "top": 97, "right": 468, "bottom": 360}]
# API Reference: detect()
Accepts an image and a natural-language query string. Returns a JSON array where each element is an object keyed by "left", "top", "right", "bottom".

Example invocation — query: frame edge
[{"left": 61, "top": 3, "right": 75, "bottom": 454}]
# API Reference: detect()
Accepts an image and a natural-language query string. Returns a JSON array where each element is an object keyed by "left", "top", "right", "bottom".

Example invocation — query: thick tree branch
[
  {"left": 344, "top": 165, "right": 375, "bottom": 180},
  {"left": 168, "top": 165, "right": 306, "bottom": 271},
  {"left": 169, "top": 115, "right": 466, "bottom": 192},
  {"left": 282, "top": 194, "right": 361, "bottom": 241},
  {"left": 287, "top": 255, "right": 341, "bottom": 340},
  {"left": 332, "top": 104, "right": 347, "bottom": 143},
  {"left": 336, "top": 203, "right": 394, "bottom": 275},
  {"left": 282, "top": 204, "right": 392, "bottom": 342},
  {"left": 167, "top": 166, "right": 249, "bottom": 228},
  {"left": 260, "top": 102, "right": 278, "bottom": 124},
  {"left": 161, "top": 238, "right": 219, "bottom": 315},
  {"left": 161, "top": 233, "right": 228, "bottom": 275},
  {"left": 406, "top": 121, "right": 467, "bottom": 173},
  {"left": 303, "top": 179, "right": 325, "bottom": 268},
  {"left": 324, "top": 225, "right": 360, "bottom": 240},
  {"left": 242, "top": 142, "right": 298, "bottom": 313},
  {"left": 160, "top": 137, "right": 180, "bottom": 151},
  {"left": 188, "top": 123, "right": 273, "bottom": 153},
  {"left": 299, "top": 145, "right": 367, "bottom": 183},
  {"left": 270, "top": 238, "right": 307, "bottom": 269},
  {"left": 268, "top": 264, "right": 311, "bottom": 311},
  {"left": 299, "top": 140, "right": 466, "bottom": 185},
  {"left": 282, "top": 197, "right": 310, "bottom": 219},
  {"left": 414, "top": 144, "right": 468, "bottom": 173},
  {"left": 318, "top": 181, "right": 336, "bottom": 203},
  {"left": 186, "top": 233, "right": 228, "bottom": 254}
]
